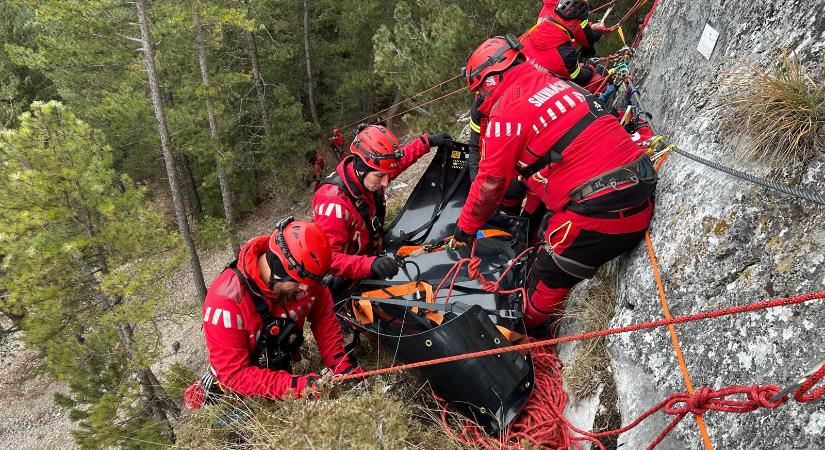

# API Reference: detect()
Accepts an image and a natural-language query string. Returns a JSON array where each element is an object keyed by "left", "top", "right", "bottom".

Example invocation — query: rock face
[{"left": 607, "top": 1, "right": 825, "bottom": 449}]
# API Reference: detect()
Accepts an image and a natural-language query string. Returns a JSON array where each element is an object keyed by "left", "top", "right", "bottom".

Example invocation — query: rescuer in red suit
[
  {"left": 313, "top": 124, "right": 451, "bottom": 282},
  {"left": 188, "top": 218, "right": 361, "bottom": 405},
  {"left": 329, "top": 128, "right": 345, "bottom": 160},
  {"left": 521, "top": 0, "right": 613, "bottom": 93},
  {"left": 450, "top": 36, "right": 657, "bottom": 332}
]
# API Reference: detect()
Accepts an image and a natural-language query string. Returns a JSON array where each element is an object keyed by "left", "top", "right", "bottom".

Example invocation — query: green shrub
[
  {"left": 194, "top": 215, "right": 231, "bottom": 250},
  {"left": 173, "top": 382, "right": 460, "bottom": 449}
]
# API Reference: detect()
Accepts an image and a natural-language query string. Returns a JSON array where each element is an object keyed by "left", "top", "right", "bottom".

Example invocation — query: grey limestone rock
[{"left": 607, "top": 0, "right": 825, "bottom": 448}]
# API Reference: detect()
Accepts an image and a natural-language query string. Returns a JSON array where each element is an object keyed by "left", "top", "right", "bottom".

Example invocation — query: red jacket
[
  {"left": 202, "top": 236, "right": 352, "bottom": 399},
  {"left": 457, "top": 63, "right": 647, "bottom": 234},
  {"left": 329, "top": 134, "right": 344, "bottom": 148},
  {"left": 522, "top": 1, "right": 599, "bottom": 79},
  {"left": 312, "top": 156, "right": 326, "bottom": 179},
  {"left": 313, "top": 136, "right": 432, "bottom": 280}
]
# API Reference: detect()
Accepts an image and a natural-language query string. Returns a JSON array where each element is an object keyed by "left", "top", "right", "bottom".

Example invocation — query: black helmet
[{"left": 555, "top": 0, "right": 589, "bottom": 20}]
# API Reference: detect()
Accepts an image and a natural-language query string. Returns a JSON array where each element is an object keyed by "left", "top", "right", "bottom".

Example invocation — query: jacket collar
[
  {"left": 335, "top": 155, "right": 372, "bottom": 200},
  {"left": 238, "top": 236, "right": 277, "bottom": 299}
]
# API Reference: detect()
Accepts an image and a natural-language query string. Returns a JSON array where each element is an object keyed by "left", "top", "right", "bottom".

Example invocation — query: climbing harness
[
  {"left": 228, "top": 260, "right": 304, "bottom": 371},
  {"left": 322, "top": 170, "right": 386, "bottom": 250}
]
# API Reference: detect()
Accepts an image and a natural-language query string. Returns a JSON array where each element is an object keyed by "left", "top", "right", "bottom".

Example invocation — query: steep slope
[{"left": 608, "top": 1, "right": 825, "bottom": 448}]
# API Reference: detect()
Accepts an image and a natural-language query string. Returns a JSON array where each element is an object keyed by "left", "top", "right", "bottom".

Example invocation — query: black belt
[
  {"left": 568, "top": 198, "right": 651, "bottom": 219},
  {"left": 568, "top": 155, "right": 658, "bottom": 203}
]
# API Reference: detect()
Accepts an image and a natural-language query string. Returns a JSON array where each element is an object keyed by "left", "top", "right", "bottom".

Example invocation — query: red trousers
[{"left": 524, "top": 199, "right": 653, "bottom": 328}]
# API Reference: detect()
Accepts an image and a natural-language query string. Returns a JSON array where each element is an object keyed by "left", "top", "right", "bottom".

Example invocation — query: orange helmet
[
  {"left": 350, "top": 125, "right": 405, "bottom": 174},
  {"left": 462, "top": 35, "right": 524, "bottom": 93},
  {"left": 268, "top": 217, "right": 332, "bottom": 286}
]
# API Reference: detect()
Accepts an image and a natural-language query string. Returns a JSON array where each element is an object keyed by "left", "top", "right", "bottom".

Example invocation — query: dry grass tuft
[
  {"left": 560, "top": 270, "right": 617, "bottom": 401},
  {"left": 723, "top": 53, "right": 825, "bottom": 164},
  {"left": 171, "top": 334, "right": 466, "bottom": 449},
  {"left": 172, "top": 374, "right": 462, "bottom": 450}
]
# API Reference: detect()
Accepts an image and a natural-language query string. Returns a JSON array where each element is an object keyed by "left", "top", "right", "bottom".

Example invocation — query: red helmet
[
  {"left": 333, "top": 128, "right": 341, "bottom": 134},
  {"left": 462, "top": 34, "right": 524, "bottom": 93},
  {"left": 350, "top": 125, "right": 405, "bottom": 174},
  {"left": 555, "top": 0, "right": 590, "bottom": 20},
  {"left": 268, "top": 217, "right": 332, "bottom": 286}
]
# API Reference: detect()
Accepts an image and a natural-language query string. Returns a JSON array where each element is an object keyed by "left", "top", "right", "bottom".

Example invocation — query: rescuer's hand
[
  {"left": 590, "top": 23, "right": 614, "bottom": 34},
  {"left": 370, "top": 256, "right": 400, "bottom": 279},
  {"left": 446, "top": 227, "right": 475, "bottom": 251},
  {"left": 294, "top": 372, "right": 323, "bottom": 398},
  {"left": 425, "top": 132, "right": 452, "bottom": 148}
]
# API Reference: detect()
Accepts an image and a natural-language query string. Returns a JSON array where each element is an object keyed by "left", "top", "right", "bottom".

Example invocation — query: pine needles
[{"left": 724, "top": 53, "right": 825, "bottom": 164}]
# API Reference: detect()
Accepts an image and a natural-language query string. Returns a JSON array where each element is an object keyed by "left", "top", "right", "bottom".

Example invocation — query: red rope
[
  {"left": 796, "top": 363, "right": 825, "bottom": 403},
  {"left": 632, "top": 0, "right": 661, "bottom": 47},
  {"left": 434, "top": 346, "right": 821, "bottom": 450},
  {"left": 558, "top": 384, "right": 788, "bottom": 450},
  {"left": 340, "top": 241, "right": 825, "bottom": 448},
  {"left": 437, "top": 348, "right": 592, "bottom": 450},
  {"left": 337, "top": 290, "right": 824, "bottom": 382}
]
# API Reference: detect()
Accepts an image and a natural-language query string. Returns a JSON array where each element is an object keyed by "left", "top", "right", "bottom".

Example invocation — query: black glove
[
  {"left": 425, "top": 132, "right": 452, "bottom": 148},
  {"left": 370, "top": 256, "right": 400, "bottom": 279},
  {"left": 446, "top": 227, "right": 476, "bottom": 250},
  {"left": 579, "top": 45, "right": 597, "bottom": 60}
]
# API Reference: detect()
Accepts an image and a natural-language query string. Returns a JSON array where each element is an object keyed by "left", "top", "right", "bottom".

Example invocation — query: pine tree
[
  {"left": 193, "top": 5, "right": 240, "bottom": 255},
  {"left": 0, "top": 0, "right": 56, "bottom": 130},
  {"left": 135, "top": 0, "right": 207, "bottom": 299},
  {"left": 0, "top": 101, "right": 181, "bottom": 447},
  {"left": 372, "top": 0, "right": 536, "bottom": 133}
]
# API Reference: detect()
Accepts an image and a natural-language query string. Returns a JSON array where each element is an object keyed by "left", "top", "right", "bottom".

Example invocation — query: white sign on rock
[{"left": 697, "top": 23, "right": 719, "bottom": 59}]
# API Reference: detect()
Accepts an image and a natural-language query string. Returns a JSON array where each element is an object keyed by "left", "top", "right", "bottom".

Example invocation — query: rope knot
[
  {"left": 467, "top": 256, "right": 482, "bottom": 281},
  {"left": 674, "top": 387, "right": 713, "bottom": 415}
]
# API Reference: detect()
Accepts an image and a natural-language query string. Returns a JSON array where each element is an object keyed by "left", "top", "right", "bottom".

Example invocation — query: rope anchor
[{"left": 771, "top": 357, "right": 825, "bottom": 402}]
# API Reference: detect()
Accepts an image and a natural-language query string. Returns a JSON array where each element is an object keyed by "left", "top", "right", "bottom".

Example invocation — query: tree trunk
[
  {"left": 385, "top": 86, "right": 404, "bottom": 130},
  {"left": 177, "top": 153, "right": 203, "bottom": 220},
  {"left": 116, "top": 320, "right": 180, "bottom": 441},
  {"left": 135, "top": 0, "right": 207, "bottom": 299},
  {"left": 245, "top": 30, "right": 269, "bottom": 133},
  {"left": 242, "top": 0, "right": 269, "bottom": 135},
  {"left": 302, "top": 0, "right": 320, "bottom": 128},
  {"left": 194, "top": 9, "right": 240, "bottom": 256},
  {"left": 86, "top": 245, "right": 180, "bottom": 438},
  {"left": 242, "top": 0, "right": 265, "bottom": 202}
]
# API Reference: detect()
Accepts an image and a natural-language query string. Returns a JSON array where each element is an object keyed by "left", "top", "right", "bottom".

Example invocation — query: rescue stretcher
[{"left": 336, "top": 144, "right": 535, "bottom": 433}]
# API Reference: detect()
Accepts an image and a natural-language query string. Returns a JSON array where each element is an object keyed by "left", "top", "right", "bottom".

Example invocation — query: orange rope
[
  {"left": 386, "top": 86, "right": 467, "bottom": 122},
  {"left": 645, "top": 234, "right": 715, "bottom": 450},
  {"left": 337, "top": 74, "right": 463, "bottom": 132},
  {"left": 647, "top": 151, "right": 715, "bottom": 449}
]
